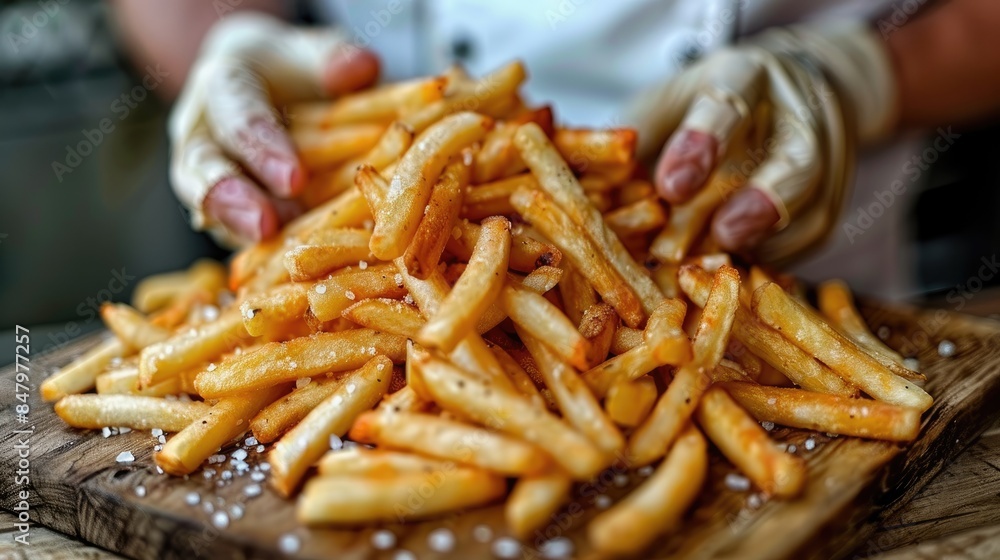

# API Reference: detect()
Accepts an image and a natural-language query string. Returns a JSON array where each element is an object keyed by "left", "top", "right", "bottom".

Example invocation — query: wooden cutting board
[{"left": 3, "top": 300, "right": 1000, "bottom": 560}]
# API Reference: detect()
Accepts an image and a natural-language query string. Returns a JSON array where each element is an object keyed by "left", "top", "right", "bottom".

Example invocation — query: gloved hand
[
  {"left": 627, "top": 22, "right": 898, "bottom": 263},
  {"left": 169, "top": 13, "right": 379, "bottom": 247}
]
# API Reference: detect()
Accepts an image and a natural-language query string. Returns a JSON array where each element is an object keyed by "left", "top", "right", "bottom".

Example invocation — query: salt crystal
[
  {"left": 787, "top": 444, "right": 798, "bottom": 454},
  {"left": 212, "top": 511, "right": 229, "bottom": 529},
  {"left": 394, "top": 273, "right": 403, "bottom": 287},
  {"left": 877, "top": 326, "right": 890, "bottom": 340},
  {"left": 244, "top": 484, "right": 262, "bottom": 497},
  {"left": 221, "top": 470, "right": 233, "bottom": 480},
  {"left": 102, "top": 427, "right": 112, "bottom": 438},
  {"left": 185, "top": 492, "right": 200, "bottom": 506},
  {"left": 539, "top": 537, "right": 574, "bottom": 559},
  {"left": 154, "top": 445, "right": 163, "bottom": 452},
  {"left": 229, "top": 504, "right": 244, "bottom": 520},
  {"left": 472, "top": 524, "right": 493, "bottom": 543},
  {"left": 761, "top": 421, "right": 775, "bottom": 432},
  {"left": 116, "top": 451, "right": 134, "bottom": 463},
  {"left": 904, "top": 357, "right": 921, "bottom": 371},
  {"left": 151, "top": 428, "right": 163, "bottom": 437},
  {"left": 289, "top": 360, "right": 298, "bottom": 369},
  {"left": 725, "top": 473, "right": 751, "bottom": 492},
  {"left": 232, "top": 449, "right": 248, "bottom": 462},
  {"left": 346, "top": 383, "right": 356, "bottom": 394},
  {"left": 345, "top": 290, "right": 356, "bottom": 301},
  {"left": 767, "top": 397, "right": 777, "bottom": 406},
  {"left": 203, "top": 469, "right": 216, "bottom": 479},
  {"left": 403, "top": 294, "right": 415, "bottom": 305},
  {"left": 371, "top": 529, "right": 396, "bottom": 550},
  {"left": 329, "top": 434, "right": 344, "bottom": 450},
  {"left": 207, "top": 363, "right": 217, "bottom": 372},
  {"left": 208, "top": 454, "right": 226, "bottom": 465},
  {"left": 245, "top": 436, "right": 258, "bottom": 447},
  {"left": 613, "top": 473, "right": 629, "bottom": 487},
  {"left": 492, "top": 537, "right": 521, "bottom": 559},
  {"left": 157, "top": 435, "right": 166, "bottom": 444},
  {"left": 202, "top": 305, "right": 220, "bottom": 322},
  {"left": 251, "top": 471, "right": 266, "bottom": 482},
  {"left": 938, "top": 340, "right": 956, "bottom": 357},
  {"left": 637, "top": 466, "right": 654, "bottom": 477},
  {"left": 256, "top": 445, "right": 265, "bottom": 453},
  {"left": 359, "top": 261, "right": 368, "bottom": 270},
  {"left": 259, "top": 463, "right": 271, "bottom": 472},
  {"left": 595, "top": 495, "right": 612, "bottom": 509},
  {"left": 428, "top": 528, "right": 456, "bottom": 552},
  {"left": 394, "top": 551, "right": 416, "bottom": 560},
  {"left": 747, "top": 494, "right": 763, "bottom": 509},
  {"left": 805, "top": 438, "right": 816, "bottom": 451},
  {"left": 244, "top": 307, "right": 256, "bottom": 320},
  {"left": 203, "top": 501, "right": 214, "bottom": 513},
  {"left": 156, "top": 466, "right": 163, "bottom": 474},
  {"left": 315, "top": 284, "right": 327, "bottom": 294},
  {"left": 279, "top": 534, "right": 301, "bottom": 554},
  {"left": 135, "top": 486, "right": 146, "bottom": 497},
  {"left": 331, "top": 395, "right": 344, "bottom": 406},
  {"left": 118, "top": 427, "right": 132, "bottom": 434}
]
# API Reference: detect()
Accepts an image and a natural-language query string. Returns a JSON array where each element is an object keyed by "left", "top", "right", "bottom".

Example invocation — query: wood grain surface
[{"left": 2, "top": 301, "right": 1000, "bottom": 560}]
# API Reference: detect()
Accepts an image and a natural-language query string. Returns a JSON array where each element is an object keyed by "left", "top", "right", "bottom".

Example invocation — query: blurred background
[{"left": 3, "top": 0, "right": 1000, "bottom": 365}]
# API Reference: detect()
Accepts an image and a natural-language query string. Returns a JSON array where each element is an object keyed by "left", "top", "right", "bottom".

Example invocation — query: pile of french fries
[{"left": 42, "top": 61, "right": 934, "bottom": 556}]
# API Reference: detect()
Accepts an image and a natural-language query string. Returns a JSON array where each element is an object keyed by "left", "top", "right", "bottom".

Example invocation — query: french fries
[
  {"left": 100, "top": 303, "right": 171, "bottom": 349},
  {"left": 316, "top": 447, "right": 453, "bottom": 476},
  {"left": 292, "top": 123, "right": 386, "bottom": 170},
  {"left": 42, "top": 337, "right": 125, "bottom": 401},
  {"left": 55, "top": 394, "right": 210, "bottom": 432},
  {"left": 250, "top": 375, "right": 344, "bottom": 443},
  {"left": 139, "top": 307, "right": 249, "bottom": 388},
  {"left": 446, "top": 219, "right": 561, "bottom": 273},
  {"left": 401, "top": 159, "right": 469, "bottom": 278},
  {"left": 505, "top": 471, "right": 573, "bottom": 539}
]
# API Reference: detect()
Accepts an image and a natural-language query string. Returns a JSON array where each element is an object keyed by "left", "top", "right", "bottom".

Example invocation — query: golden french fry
[
  {"left": 284, "top": 228, "right": 373, "bottom": 282},
  {"left": 617, "top": 179, "right": 656, "bottom": 205},
  {"left": 41, "top": 337, "right": 126, "bottom": 401},
  {"left": 270, "top": 356, "right": 392, "bottom": 496},
  {"left": 679, "top": 265, "right": 858, "bottom": 397},
  {"left": 488, "top": 344, "right": 544, "bottom": 404},
  {"left": 650, "top": 170, "right": 738, "bottom": 263},
  {"left": 504, "top": 283, "right": 589, "bottom": 370},
  {"left": 696, "top": 386, "right": 806, "bottom": 497},
  {"left": 156, "top": 385, "right": 288, "bottom": 476},
  {"left": 461, "top": 173, "right": 537, "bottom": 219},
  {"left": 415, "top": 353, "right": 606, "bottom": 480},
  {"left": 628, "top": 266, "right": 740, "bottom": 466},
  {"left": 138, "top": 307, "right": 249, "bottom": 388},
  {"left": 378, "top": 385, "right": 428, "bottom": 414},
  {"left": 505, "top": 471, "right": 573, "bottom": 539},
  {"left": 55, "top": 394, "right": 210, "bottom": 432},
  {"left": 515, "top": 122, "right": 662, "bottom": 316},
  {"left": 290, "top": 77, "right": 445, "bottom": 127},
  {"left": 446, "top": 219, "right": 561, "bottom": 273},
  {"left": 713, "top": 359, "right": 754, "bottom": 383},
  {"left": 604, "top": 198, "right": 668, "bottom": 238},
  {"left": 818, "top": 279, "right": 923, "bottom": 382},
  {"left": 473, "top": 107, "right": 554, "bottom": 183},
  {"left": 511, "top": 187, "right": 644, "bottom": 327},
  {"left": 589, "top": 425, "right": 707, "bottom": 555},
  {"left": 419, "top": 216, "right": 511, "bottom": 351},
  {"left": 370, "top": 112, "right": 492, "bottom": 260},
  {"left": 342, "top": 298, "right": 424, "bottom": 338},
  {"left": 719, "top": 381, "right": 923, "bottom": 442},
  {"left": 95, "top": 366, "right": 185, "bottom": 397},
  {"left": 752, "top": 282, "right": 933, "bottom": 410},
  {"left": 292, "top": 123, "right": 386, "bottom": 170},
  {"left": 308, "top": 264, "right": 407, "bottom": 322},
  {"left": 194, "top": 329, "right": 405, "bottom": 399},
  {"left": 605, "top": 376, "right": 658, "bottom": 428},
  {"left": 132, "top": 259, "right": 226, "bottom": 313},
  {"left": 553, "top": 127, "right": 636, "bottom": 170},
  {"left": 519, "top": 328, "right": 624, "bottom": 455},
  {"left": 317, "top": 447, "right": 454, "bottom": 476},
  {"left": 250, "top": 375, "right": 344, "bottom": 443},
  {"left": 581, "top": 334, "right": 690, "bottom": 398},
  {"left": 559, "top": 263, "right": 598, "bottom": 326},
  {"left": 402, "top": 159, "right": 469, "bottom": 278},
  {"left": 401, "top": 61, "right": 526, "bottom": 132},
  {"left": 611, "top": 326, "right": 644, "bottom": 355},
  {"left": 298, "top": 467, "right": 506, "bottom": 525},
  {"left": 350, "top": 409, "right": 548, "bottom": 476},
  {"left": 239, "top": 283, "right": 311, "bottom": 337},
  {"left": 578, "top": 303, "right": 618, "bottom": 369}
]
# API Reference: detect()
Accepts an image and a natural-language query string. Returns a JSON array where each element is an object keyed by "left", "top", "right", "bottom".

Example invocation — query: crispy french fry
[
  {"left": 679, "top": 265, "right": 858, "bottom": 397},
  {"left": 696, "top": 386, "right": 806, "bottom": 497},
  {"left": 342, "top": 298, "right": 425, "bottom": 338},
  {"left": 504, "top": 283, "right": 590, "bottom": 370},
  {"left": 752, "top": 283, "right": 933, "bottom": 410},
  {"left": 298, "top": 467, "right": 505, "bottom": 525},
  {"left": 308, "top": 264, "right": 407, "bottom": 322},
  {"left": 605, "top": 376, "right": 658, "bottom": 428},
  {"left": 402, "top": 61, "right": 526, "bottom": 132},
  {"left": 284, "top": 228, "right": 373, "bottom": 282},
  {"left": 292, "top": 123, "right": 386, "bottom": 169},
  {"left": 628, "top": 266, "right": 740, "bottom": 466},
  {"left": 250, "top": 375, "right": 344, "bottom": 443},
  {"left": 95, "top": 366, "right": 185, "bottom": 397},
  {"left": 553, "top": 128, "right": 636, "bottom": 170},
  {"left": 611, "top": 326, "right": 644, "bottom": 355},
  {"left": 589, "top": 425, "right": 707, "bottom": 555},
  {"left": 461, "top": 173, "right": 537, "bottom": 219},
  {"left": 650, "top": 170, "right": 738, "bottom": 263},
  {"left": 317, "top": 447, "right": 454, "bottom": 476},
  {"left": 370, "top": 112, "right": 492, "bottom": 260},
  {"left": 713, "top": 359, "right": 754, "bottom": 383},
  {"left": 270, "top": 356, "right": 392, "bottom": 496},
  {"left": 138, "top": 307, "right": 249, "bottom": 388},
  {"left": 419, "top": 216, "right": 511, "bottom": 351},
  {"left": 156, "top": 385, "right": 288, "bottom": 476},
  {"left": 505, "top": 471, "right": 573, "bottom": 539},
  {"left": 132, "top": 259, "right": 226, "bottom": 313},
  {"left": 581, "top": 334, "right": 690, "bottom": 398},
  {"left": 239, "top": 283, "right": 311, "bottom": 337},
  {"left": 402, "top": 159, "right": 469, "bottom": 278},
  {"left": 350, "top": 409, "right": 548, "bottom": 475},
  {"left": 605, "top": 198, "right": 668, "bottom": 238},
  {"left": 415, "top": 353, "right": 606, "bottom": 480},
  {"left": 55, "top": 394, "right": 210, "bottom": 432},
  {"left": 41, "top": 337, "right": 126, "bottom": 401},
  {"left": 719, "top": 381, "right": 923, "bottom": 441},
  {"left": 446, "top": 219, "right": 561, "bottom": 273},
  {"left": 515, "top": 123, "right": 662, "bottom": 316},
  {"left": 290, "top": 77, "right": 445, "bottom": 127},
  {"left": 578, "top": 303, "right": 618, "bottom": 369},
  {"left": 559, "top": 263, "right": 598, "bottom": 326},
  {"left": 194, "top": 329, "right": 406, "bottom": 399},
  {"left": 473, "top": 107, "right": 553, "bottom": 183},
  {"left": 489, "top": 344, "right": 543, "bottom": 404}
]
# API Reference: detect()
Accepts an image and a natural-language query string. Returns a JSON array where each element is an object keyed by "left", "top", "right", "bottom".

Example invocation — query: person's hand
[
  {"left": 170, "top": 13, "right": 379, "bottom": 246},
  {"left": 627, "top": 23, "right": 898, "bottom": 263}
]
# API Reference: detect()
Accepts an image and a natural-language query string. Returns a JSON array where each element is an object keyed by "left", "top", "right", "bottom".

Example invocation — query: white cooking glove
[
  {"left": 169, "top": 12, "right": 379, "bottom": 247},
  {"left": 626, "top": 22, "right": 898, "bottom": 263}
]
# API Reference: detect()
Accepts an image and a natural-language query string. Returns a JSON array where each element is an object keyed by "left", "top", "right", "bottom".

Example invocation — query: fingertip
[
  {"left": 655, "top": 130, "right": 717, "bottom": 204},
  {"left": 711, "top": 187, "right": 780, "bottom": 252},
  {"left": 324, "top": 48, "right": 380, "bottom": 95},
  {"left": 204, "top": 177, "right": 282, "bottom": 243}
]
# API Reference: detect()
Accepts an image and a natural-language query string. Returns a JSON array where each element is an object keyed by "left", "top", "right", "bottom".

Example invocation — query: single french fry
[
  {"left": 41, "top": 337, "right": 126, "bottom": 401},
  {"left": 378, "top": 385, "right": 428, "bottom": 414},
  {"left": 419, "top": 217, "right": 511, "bottom": 351},
  {"left": 605, "top": 198, "right": 668, "bottom": 238},
  {"left": 719, "top": 381, "right": 923, "bottom": 442},
  {"left": 696, "top": 387, "right": 806, "bottom": 497},
  {"left": 350, "top": 410, "right": 548, "bottom": 476},
  {"left": 342, "top": 298, "right": 425, "bottom": 338},
  {"left": 589, "top": 425, "right": 707, "bottom": 555},
  {"left": 679, "top": 265, "right": 858, "bottom": 397},
  {"left": 446, "top": 219, "right": 561, "bottom": 273},
  {"left": 628, "top": 266, "right": 740, "bottom": 466},
  {"left": 653, "top": 262, "right": 680, "bottom": 299},
  {"left": 503, "top": 283, "right": 589, "bottom": 370},
  {"left": 605, "top": 376, "right": 658, "bottom": 428},
  {"left": 250, "top": 375, "right": 344, "bottom": 443},
  {"left": 270, "top": 356, "right": 392, "bottom": 496},
  {"left": 156, "top": 385, "right": 287, "bottom": 476},
  {"left": 317, "top": 447, "right": 454, "bottom": 476},
  {"left": 132, "top": 259, "right": 227, "bottom": 313},
  {"left": 138, "top": 307, "right": 249, "bottom": 388},
  {"left": 415, "top": 353, "right": 606, "bottom": 480},
  {"left": 401, "top": 61, "right": 526, "bottom": 132},
  {"left": 308, "top": 264, "right": 407, "bottom": 322},
  {"left": 292, "top": 123, "right": 386, "bottom": 170},
  {"left": 582, "top": 335, "right": 690, "bottom": 398},
  {"left": 239, "top": 283, "right": 311, "bottom": 337},
  {"left": 578, "top": 303, "right": 618, "bottom": 369},
  {"left": 515, "top": 122, "right": 662, "bottom": 317},
  {"left": 473, "top": 107, "right": 553, "bottom": 183},
  {"left": 505, "top": 471, "right": 573, "bottom": 539},
  {"left": 298, "top": 467, "right": 506, "bottom": 525},
  {"left": 511, "top": 188, "right": 644, "bottom": 327},
  {"left": 752, "top": 283, "right": 933, "bottom": 410},
  {"left": 650, "top": 170, "right": 737, "bottom": 263},
  {"left": 461, "top": 173, "right": 538, "bottom": 220},
  {"left": 559, "top": 263, "right": 599, "bottom": 326},
  {"left": 617, "top": 179, "right": 656, "bottom": 206},
  {"left": 553, "top": 128, "right": 636, "bottom": 170},
  {"left": 489, "top": 345, "right": 544, "bottom": 404},
  {"left": 818, "top": 279, "right": 923, "bottom": 382},
  {"left": 402, "top": 159, "right": 469, "bottom": 278},
  {"left": 284, "top": 229, "right": 373, "bottom": 282},
  {"left": 611, "top": 326, "right": 645, "bottom": 355},
  {"left": 95, "top": 366, "right": 185, "bottom": 397},
  {"left": 713, "top": 360, "right": 754, "bottom": 383},
  {"left": 194, "top": 329, "right": 406, "bottom": 399},
  {"left": 517, "top": 328, "right": 624, "bottom": 455},
  {"left": 55, "top": 394, "right": 210, "bottom": 432},
  {"left": 370, "top": 112, "right": 492, "bottom": 260},
  {"left": 290, "top": 77, "right": 445, "bottom": 127}
]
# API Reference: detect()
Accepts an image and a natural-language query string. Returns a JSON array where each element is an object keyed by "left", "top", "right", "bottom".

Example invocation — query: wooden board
[{"left": 3, "top": 301, "right": 1000, "bottom": 560}]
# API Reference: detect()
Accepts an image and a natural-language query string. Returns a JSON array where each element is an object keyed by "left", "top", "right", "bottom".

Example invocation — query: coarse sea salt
[
  {"left": 725, "top": 473, "right": 751, "bottom": 492},
  {"left": 805, "top": 438, "right": 816, "bottom": 451},
  {"left": 472, "top": 524, "right": 493, "bottom": 543},
  {"left": 539, "top": 537, "right": 574, "bottom": 559},
  {"left": 613, "top": 473, "right": 629, "bottom": 487},
  {"left": 393, "top": 551, "right": 416, "bottom": 560},
  {"left": 761, "top": 421, "right": 775, "bottom": 432},
  {"left": 371, "top": 529, "right": 396, "bottom": 550},
  {"left": 251, "top": 471, "right": 266, "bottom": 482},
  {"left": 330, "top": 434, "right": 344, "bottom": 450},
  {"left": 492, "top": 537, "right": 521, "bottom": 559},
  {"left": 315, "top": 284, "right": 327, "bottom": 294},
  {"left": 151, "top": 428, "right": 163, "bottom": 437},
  {"left": 229, "top": 504, "right": 244, "bottom": 520},
  {"left": 135, "top": 486, "right": 146, "bottom": 498},
  {"left": 116, "top": 451, "right": 134, "bottom": 463},
  {"left": 212, "top": 511, "right": 229, "bottom": 529},
  {"left": 345, "top": 290, "right": 356, "bottom": 301},
  {"left": 232, "top": 449, "right": 248, "bottom": 461},
  {"left": 185, "top": 492, "right": 200, "bottom": 506},
  {"left": 938, "top": 340, "right": 957, "bottom": 357},
  {"left": 594, "top": 495, "right": 612, "bottom": 509},
  {"left": 245, "top": 436, "right": 258, "bottom": 447},
  {"left": 244, "top": 484, "right": 262, "bottom": 497},
  {"left": 359, "top": 261, "right": 368, "bottom": 270},
  {"left": 428, "top": 528, "right": 456, "bottom": 552}
]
